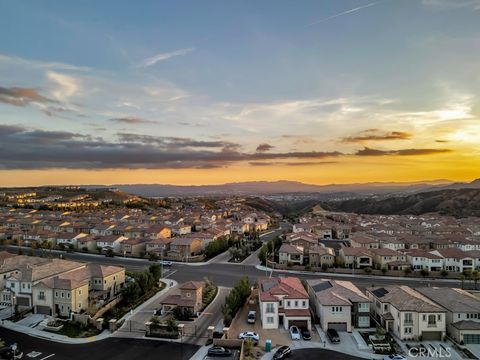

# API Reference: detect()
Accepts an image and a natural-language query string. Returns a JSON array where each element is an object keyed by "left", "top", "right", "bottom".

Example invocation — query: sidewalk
[{"left": 255, "top": 265, "right": 463, "bottom": 284}]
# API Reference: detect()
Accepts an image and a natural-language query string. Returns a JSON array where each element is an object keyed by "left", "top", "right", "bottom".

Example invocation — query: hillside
[
  {"left": 322, "top": 188, "right": 480, "bottom": 218},
  {"left": 93, "top": 179, "right": 463, "bottom": 197}
]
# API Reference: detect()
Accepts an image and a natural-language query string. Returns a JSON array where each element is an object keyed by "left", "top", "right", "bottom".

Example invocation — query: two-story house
[
  {"left": 417, "top": 287, "right": 480, "bottom": 344},
  {"left": 307, "top": 279, "right": 371, "bottom": 332},
  {"left": 160, "top": 281, "right": 204, "bottom": 314},
  {"left": 258, "top": 277, "right": 311, "bottom": 330},
  {"left": 367, "top": 285, "right": 446, "bottom": 341}
]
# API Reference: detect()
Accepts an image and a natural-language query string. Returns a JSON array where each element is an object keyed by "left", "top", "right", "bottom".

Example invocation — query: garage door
[
  {"left": 16, "top": 296, "right": 30, "bottom": 307},
  {"left": 36, "top": 305, "right": 51, "bottom": 315},
  {"left": 289, "top": 320, "right": 308, "bottom": 329},
  {"left": 422, "top": 331, "right": 442, "bottom": 341},
  {"left": 328, "top": 322, "right": 348, "bottom": 332},
  {"left": 464, "top": 334, "right": 480, "bottom": 344}
]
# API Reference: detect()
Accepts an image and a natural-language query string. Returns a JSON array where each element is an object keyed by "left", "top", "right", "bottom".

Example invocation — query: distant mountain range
[
  {"left": 322, "top": 187, "right": 480, "bottom": 218},
  {"left": 85, "top": 178, "right": 480, "bottom": 197}
]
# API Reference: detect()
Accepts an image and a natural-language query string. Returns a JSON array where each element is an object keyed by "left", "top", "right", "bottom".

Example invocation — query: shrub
[{"left": 363, "top": 267, "right": 372, "bottom": 274}]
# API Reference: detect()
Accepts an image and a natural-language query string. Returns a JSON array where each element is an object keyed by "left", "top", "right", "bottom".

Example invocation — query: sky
[{"left": 0, "top": 0, "right": 479, "bottom": 187}]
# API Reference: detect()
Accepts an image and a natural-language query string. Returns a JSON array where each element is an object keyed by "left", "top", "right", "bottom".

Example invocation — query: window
[
  {"left": 302, "top": 301, "right": 306, "bottom": 307},
  {"left": 78, "top": 303, "right": 82, "bottom": 309},
  {"left": 67, "top": 293, "right": 70, "bottom": 299},
  {"left": 428, "top": 315, "right": 436, "bottom": 326},
  {"left": 186, "top": 292, "right": 191, "bottom": 298},
  {"left": 404, "top": 313, "right": 413, "bottom": 324},
  {"left": 55, "top": 291, "right": 58, "bottom": 297},
  {"left": 61, "top": 292, "right": 64, "bottom": 298},
  {"left": 287, "top": 301, "right": 291, "bottom": 307},
  {"left": 22, "top": 284, "right": 25, "bottom": 289},
  {"left": 38, "top": 291, "right": 45, "bottom": 301},
  {"left": 79, "top": 289, "right": 82, "bottom": 295},
  {"left": 332, "top": 306, "right": 343, "bottom": 313},
  {"left": 423, "top": 314, "right": 426, "bottom": 321},
  {"left": 294, "top": 301, "right": 298, "bottom": 307},
  {"left": 437, "top": 314, "right": 441, "bottom": 321},
  {"left": 405, "top": 327, "right": 412, "bottom": 334},
  {"left": 266, "top": 303, "right": 275, "bottom": 313},
  {"left": 384, "top": 304, "right": 388, "bottom": 312},
  {"left": 267, "top": 317, "right": 274, "bottom": 324}
]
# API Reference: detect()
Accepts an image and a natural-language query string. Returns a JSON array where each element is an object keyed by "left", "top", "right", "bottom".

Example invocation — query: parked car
[
  {"left": 326, "top": 328, "right": 340, "bottom": 343},
  {"left": 273, "top": 346, "right": 291, "bottom": 360},
  {"left": 384, "top": 355, "right": 406, "bottom": 360},
  {"left": 289, "top": 326, "right": 301, "bottom": 340},
  {"left": 301, "top": 328, "right": 311, "bottom": 340},
  {"left": 247, "top": 310, "right": 256, "bottom": 324},
  {"left": 239, "top": 331, "right": 259, "bottom": 343},
  {"left": 207, "top": 346, "right": 232, "bottom": 357},
  {"left": 0, "top": 345, "right": 23, "bottom": 360},
  {"left": 159, "top": 260, "right": 172, "bottom": 267}
]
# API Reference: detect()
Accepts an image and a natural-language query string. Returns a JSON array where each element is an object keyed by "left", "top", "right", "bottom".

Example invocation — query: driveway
[{"left": 181, "top": 286, "right": 230, "bottom": 345}]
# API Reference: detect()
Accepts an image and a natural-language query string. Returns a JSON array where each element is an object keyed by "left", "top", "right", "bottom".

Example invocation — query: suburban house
[
  {"left": 0, "top": 254, "right": 125, "bottom": 317},
  {"left": 145, "top": 226, "right": 172, "bottom": 239},
  {"left": 145, "top": 237, "right": 172, "bottom": 256},
  {"left": 160, "top": 281, "right": 204, "bottom": 314},
  {"left": 286, "top": 232, "right": 318, "bottom": 250},
  {"left": 278, "top": 244, "right": 304, "bottom": 266},
  {"left": 121, "top": 237, "right": 148, "bottom": 257},
  {"left": 339, "top": 246, "right": 373, "bottom": 269},
  {"left": 349, "top": 234, "right": 379, "bottom": 249},
  {"left": 96, "top": 235, "right": 129, "bottom": 253},
  {"left": 167, "top": 237, "right": 203, "bottom": 260},
  {"left": 306, "top": 279, "right": 371, "bottom": 332},
  {"left": 430, "top": 248, "right": 476, "bottom": 273},
  {"left": 257, "top": 277, "right": 311, "bottom": 330},
  {"left": 370, "top": 248, "right": 407, "bottom": 269},
  {"left": 403, "top": 249, "right": 444, "bottom": 271},
  {"left": 308, "top": 245, "right": 335, "bottom": 268},
  {"left": 417, "top": 287, "right": 480, "bottom": 344},
  {"left": 367, "top": 285, "right": 446, "bottom": 341}
]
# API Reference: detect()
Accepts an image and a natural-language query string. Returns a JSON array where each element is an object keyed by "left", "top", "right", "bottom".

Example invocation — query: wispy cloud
[
  {"left": 0, "top": 86, "right": 55, "bottom": 107},
  {"left": 307, "top": 1, "right": 380, "bottom": 26},
  {"left": 256, "top": 143, "right": 275, "bottom": 152},
  {"left": 341, "top": 129, "right": 412, "bottom": 143},
  {"left": 422, "top": 0, "right": 480, "bottom": 10},
  {"left": 109, "top": 116, "right": 158, "bottom": 125},
  {"left": 138, "top": 48, "right": 195, "bottom": 67},
  {"left": 355, "top": 147, "right": 453, "bottom": 156},
  {"left": 0, "top": 54, "right": 91, "bottom": 72}
]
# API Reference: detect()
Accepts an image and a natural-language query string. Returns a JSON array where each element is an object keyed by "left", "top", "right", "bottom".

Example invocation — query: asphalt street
[
  {"left": 289, "top": 348, "right": 363, "bottom": 360},
  {"left": 0, "top": 327, "right": 199, "bottom": 360}
]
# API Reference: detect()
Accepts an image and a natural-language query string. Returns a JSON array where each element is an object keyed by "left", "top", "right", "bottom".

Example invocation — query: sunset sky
[{"left": 0, "top": 0, "right": 479, "bottom": 187}]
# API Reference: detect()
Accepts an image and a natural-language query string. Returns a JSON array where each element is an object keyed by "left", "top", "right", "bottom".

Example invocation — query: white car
[
  {"left": 384, "top": 355, "right": 406, "bottom": 360},
  {"left": 239, "top": 332, "right": 260, "bottom": 343},
  {"left": 289, "top": 326, "right": 301, "bottom": 340}
]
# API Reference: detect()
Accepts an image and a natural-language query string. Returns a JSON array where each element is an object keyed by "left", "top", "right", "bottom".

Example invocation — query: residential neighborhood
[{"left": 0, "top": 189, "right": 480, "bottom": 360}]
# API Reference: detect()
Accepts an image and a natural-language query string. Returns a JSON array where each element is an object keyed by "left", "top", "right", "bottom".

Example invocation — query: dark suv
[
  {"left": 326, "top": 328, "right": 340, "bottom": 343},
  {"left": 273, "top": 346, "right": 291, "bottom": 360}
]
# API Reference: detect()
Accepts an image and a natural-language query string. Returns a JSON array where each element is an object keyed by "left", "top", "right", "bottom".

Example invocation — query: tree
[
  {"left": 105, "top": 249, "right": 114, "bottom": 257},
  {"left": 149, "top": 264, "right": 162, "bottom": 283},
  {"left": 471, "top": 270, "right": 479, "bottom": 290},
  {"left": 148, "top": 252, "right": 159, "bottom": 262},
  {"left": 440, "top": 269, "right": 449, "bottom": 278},
  {"left": 165, "top": 315, "right": 178, "bottom": 332},
  {"left": 381, "top": 267, "right": 388, "bottom": 275},
  {"left": 321, "top": 263, "right": 329, "bottom": 272},
  {"left": 363, "top": 267, "right": 372, "bottom": 275},
  {"left": 420, "top": 268, "right": 429, "bottom": 278},
  {"left": 403, "top": 267, "right": 412, "bottom": 276},
  {"left": 222, "top": 276, "right": 250, "bottom": 326},
  {"left": 460, "top": 274, "right": 466, "bottom": 290},
  {"left": 96, "top": 246, "right": 103, "bottom": 254}
]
